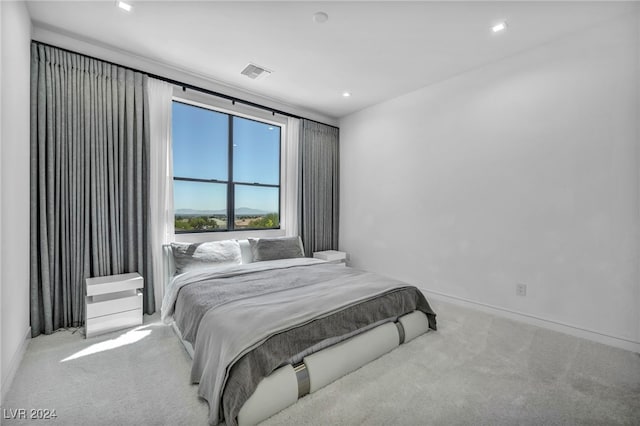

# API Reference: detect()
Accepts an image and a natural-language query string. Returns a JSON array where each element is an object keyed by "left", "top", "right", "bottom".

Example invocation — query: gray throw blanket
[{"left": 167, "top": 259, "right": 436, "bottom": 425}]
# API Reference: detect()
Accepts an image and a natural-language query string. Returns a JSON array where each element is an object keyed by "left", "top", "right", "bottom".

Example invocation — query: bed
[{"left": 161, "top": 237, "right": 437, "bottom": 426}]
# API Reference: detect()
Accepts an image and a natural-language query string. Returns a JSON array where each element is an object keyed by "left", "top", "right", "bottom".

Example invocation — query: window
[{"left": 172, "top": 101, "right": 281, "bottom": 233}]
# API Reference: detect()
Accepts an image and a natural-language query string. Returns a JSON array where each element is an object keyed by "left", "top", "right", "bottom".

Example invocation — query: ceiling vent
[{"left": 241, "top": 63, "right": 272, "bottom": 80}]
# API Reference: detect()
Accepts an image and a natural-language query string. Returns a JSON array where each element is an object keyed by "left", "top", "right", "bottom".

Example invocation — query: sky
[{"left": 172, "top": 101, "right": 280, "bottom": 214}]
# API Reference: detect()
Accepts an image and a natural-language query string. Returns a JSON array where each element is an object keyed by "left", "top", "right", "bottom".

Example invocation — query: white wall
[
  {"left": 0, "top": 0, "right": 4, "bottom": 400},
  {"left": 1, "top": 1, "right": 32, "bottom": 401},
  {"left": 340, "top": 13, "right": 640, "bottom": 351}
]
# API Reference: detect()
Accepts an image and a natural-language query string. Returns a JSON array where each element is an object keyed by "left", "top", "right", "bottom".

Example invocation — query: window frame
[{"left": 172, "top": 99, "right": 283, "bottom": 234}]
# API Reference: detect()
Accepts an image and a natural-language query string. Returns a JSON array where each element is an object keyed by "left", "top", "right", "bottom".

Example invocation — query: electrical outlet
[{"left": 516, "top": 283, "right": 527, "bottom": 297}]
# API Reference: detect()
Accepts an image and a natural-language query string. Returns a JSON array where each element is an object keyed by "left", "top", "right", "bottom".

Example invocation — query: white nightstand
[
  {"left": 313, "top": 250, "right": 347, "bottom": 265},
  {"left": 85, "top": 272, "right": 144, "bottom": 338}
]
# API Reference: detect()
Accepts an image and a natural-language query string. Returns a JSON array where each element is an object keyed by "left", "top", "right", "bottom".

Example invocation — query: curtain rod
[{"left": 32, "top": 40, "right": 339, "bottom": 130}]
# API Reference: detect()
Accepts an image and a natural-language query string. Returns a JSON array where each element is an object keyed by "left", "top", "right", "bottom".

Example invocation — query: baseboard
[
  {"left": 421, "top": 288, "right": 640, "bottom": 354},
  {"left": 1, "top": 326, "right": 31, "bottom": 404}
]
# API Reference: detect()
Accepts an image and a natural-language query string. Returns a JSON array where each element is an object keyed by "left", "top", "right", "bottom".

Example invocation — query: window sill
[{"left": 174, "top": 228, "right": 286, "bottom": 243}]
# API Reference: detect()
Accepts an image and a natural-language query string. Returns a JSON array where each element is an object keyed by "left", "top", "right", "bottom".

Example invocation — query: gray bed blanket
[{"left": 166, "top": 259, "right": 436, "bottom": 426}]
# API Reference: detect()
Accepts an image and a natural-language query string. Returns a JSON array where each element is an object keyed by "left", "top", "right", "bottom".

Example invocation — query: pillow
[
  {"left": 170, "top": 240, "right": 241, "bottom": 274},
  {"left": 248, "top": 236, "right": 305, "bottom": 262},
  {"left": 237, "top": 239, "right": 254, "bottom": 264}
]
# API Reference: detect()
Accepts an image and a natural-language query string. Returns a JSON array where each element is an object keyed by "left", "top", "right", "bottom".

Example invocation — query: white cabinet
[
  {"left": 313, "top": 250, "right": 347, "bottom": 265},
  {"left": 85, "top": 272, "right": 143, "bottom": 338}
]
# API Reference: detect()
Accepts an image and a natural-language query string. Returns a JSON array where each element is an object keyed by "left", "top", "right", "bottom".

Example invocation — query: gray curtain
[
  {"left": 299, "top": 119, "right": 339, "bottom": 255},
  {"left": 30, "top": 43, "right": 154, "bottom": 337}
]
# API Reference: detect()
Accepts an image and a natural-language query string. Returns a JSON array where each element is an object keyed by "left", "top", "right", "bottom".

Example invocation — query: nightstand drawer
[
  {"left": 313, "top": 250, "right": 347, "bottom": 264},
  {"left": 86, "top": 272, "right": 143, "bottom": 297},
  {"left": 85, "top": 309, "right": 142, "bottom": 338},
  {"left": 86, "top": 290, "right": 142, "bottom": 319}
]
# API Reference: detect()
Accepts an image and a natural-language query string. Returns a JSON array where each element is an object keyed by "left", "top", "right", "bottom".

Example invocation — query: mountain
[
  {"left": 175, "top": 207, "right": 272, "bottom": 216},
  {"left": 235, "top": 207, "right": 272, "bottom": 216},
  {"left": 175, "top": 209, "right": 224, "bottom": 216}
]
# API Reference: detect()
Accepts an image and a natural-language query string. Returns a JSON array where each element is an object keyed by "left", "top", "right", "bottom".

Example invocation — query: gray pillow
[
  {"left": 171, "top": 240, "right": 241, "bottom": 274},
  {"left": 248, "top": 236, "right": 305, "bottom": 262}
]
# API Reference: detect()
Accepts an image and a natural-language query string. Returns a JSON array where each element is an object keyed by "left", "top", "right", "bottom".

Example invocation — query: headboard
[{"left": 162, "top": 244, "right": 176, "bottom": 290}]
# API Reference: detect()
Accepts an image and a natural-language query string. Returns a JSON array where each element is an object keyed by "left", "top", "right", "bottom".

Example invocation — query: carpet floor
[{"left": 2, "top": 300, "right": 639, "bottom": 425}]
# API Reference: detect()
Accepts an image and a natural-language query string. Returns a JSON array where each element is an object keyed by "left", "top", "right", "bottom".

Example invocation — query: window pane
[
  {"left": 234, "top": 185, "right": 279, "bottom": 229},
  {"left": 233, "top": 117, "right": 280, "bottom": 185},
  {"left": 172, "top": 102, "right": 228, "bottom": 180},
  {"left": 174, "top": 180, "right": 227, "bottom": 231}
]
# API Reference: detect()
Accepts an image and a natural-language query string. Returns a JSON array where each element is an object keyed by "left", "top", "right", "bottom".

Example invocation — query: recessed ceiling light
[
  {"left": 492, "top": 21, "right": 507, "bottom": 33},
  {"left": 117, "top": 1, "right": 132, "bottom": 12},
  {"left": 342, "top": 91, "right": 351, "bottom": 98},
  {"left": 312, "top": 12, "right": 329, "bottom": 24}
]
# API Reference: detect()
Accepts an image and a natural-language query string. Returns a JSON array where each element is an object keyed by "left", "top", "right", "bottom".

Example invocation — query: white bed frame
[{"left": 163, "top": 242, "right": 431, "bottom": 426}]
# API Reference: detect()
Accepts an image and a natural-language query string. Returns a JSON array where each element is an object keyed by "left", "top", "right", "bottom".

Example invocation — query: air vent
[{"left": 241, "top": 63, "right": 272, "bottom": 80}]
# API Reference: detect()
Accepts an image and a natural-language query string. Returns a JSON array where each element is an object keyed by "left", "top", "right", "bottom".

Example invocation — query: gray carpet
[{"left": 2, "top": 300, "right": 639, "bottom": 425}]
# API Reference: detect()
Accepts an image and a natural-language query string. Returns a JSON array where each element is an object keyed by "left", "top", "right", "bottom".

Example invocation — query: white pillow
[{"left": 170, "top": 240, "right": 242, "bottom": 274}]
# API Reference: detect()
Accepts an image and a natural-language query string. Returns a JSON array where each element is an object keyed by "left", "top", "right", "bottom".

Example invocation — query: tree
[
  {"left": 189, "top": 216, "right": 210, "bottom": 230},
  {"left": 175, "top": 216, "right": 218, "bottom": 231},
  {"left": 248, "top": 213, "right": 279, "bottom": 229}
]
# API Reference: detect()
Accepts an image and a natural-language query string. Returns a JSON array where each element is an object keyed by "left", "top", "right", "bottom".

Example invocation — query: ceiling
[{"left": 26, "top": 1, "right": 638, "bottom": 120}]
